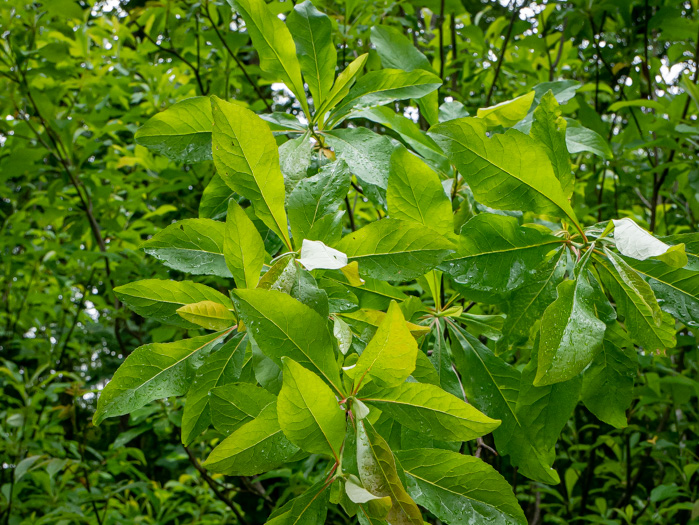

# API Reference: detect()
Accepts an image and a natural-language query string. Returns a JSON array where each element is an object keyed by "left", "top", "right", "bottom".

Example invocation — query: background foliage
[{"left": 2, "top": 0, "right": 699, "bottom": 523}]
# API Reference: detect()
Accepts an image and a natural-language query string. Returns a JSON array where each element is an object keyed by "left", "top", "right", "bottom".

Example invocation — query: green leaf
[
  {"left": 204, "top": 401, "right": 300, "bottom": 475},
  {"left": 477, "top": 91, "right": 535, "bottom": 127},
  {"left": 499, "top": 250, "right": 567, "bottom": 350},
  {"left": 228, "top": 0, "right": 309, "bottom": 117},
  {"left": 564, "top": 119, "right": 613, "bottom": 159},
  {"left": 429, "top": 320, "right": 463, "bottom": 398},
  {"left": 535, "top": 272, "right": 609, "bottom": 386},
  {"left": 257, "top": 253, "right": 299, "bottom": 293},
  {"left": 181, "top": 334, "right": 247, "bottom": 445},
  {"left": 596, "top": 249, "right": 676, "bottom": 350},
  {"left": 210, "top": 382, "right": 276, "bottom": 435},
  {"left": 211, "top": 96, "right": 291, "bottom": 250},
  {"left": 353, "top": 301, "right": 418, "bottom": 391},
  {"left": 291, "top": 269, "right": 330, "bottom": 318},
  {"left": 279, "top": 133, "right": 313, "bottom": 193},
  {"left": 387, "top": 148, "right": 454, "bottom": 239},
  {"left": 356, "top": 420, "right": 423, "bottom": 525},
  {"left": 335, "top": 218, "right": 455, "bottom": 281},
  {"left": 288, "top": 160, "right": 351, "bottom": 245},
  {"left": 323, "top": 128, "right": 395, "bottom": 206},
  {"left": 530, "top": 91, "right": 573, "bottom": 198},
  {"left": 448, "top": 325, "right": 560, "bottom": 484},
  {"left": 361, "top": 381, "right": 500, "bottom": 442},
  {"left": 134, "top": 97, "right": 212, "bottom": 163},
  {"left": 266, "top": 480, "right": 331, "bottom": 525},
  {"left": 370, "top": 26, "right": 432, "bottom": 72},
  {"left": 199, "top": 174, "right": 234, "bottom": 220},
  {"left": 344, "top": 475, "right": 391, "bottom": 520},
  {"left": 177, "top": 301, "right": 236, "bottom": 331},
  {"left": 315, "top": 54, "right": 368, "bottom": 123},
  {"left": 430, "top": 118, "right": 581, "bottom": 231},
  {"left": 94, "top": 330, "right": 231, "bottom": 425},
  {"left": 232, "top": 288, "right": 343, "bottom": 394},
  {"left": 277, "top": 358, "right": 346, "bottom": 458},
  {"left": 327, "top": 69, "right": 442, "bottom": 126},
  {"left": 516, "top": 341, "right": 581, "bottom": 456},
  {"left": 287, "top": 0, "right": 336, "bottom": 110},
  {"left": 442, "top": 213, "right": 565, "bottom": 303},
  {"left": 626, "top": 258, "right": 699, "bottom": 327},
  {"left": 613, "top": 218, "right": 688, "bottom": 268},
  {"left": 396, "top": 448, "right": 527, "bottom": 525},
  {"left": 224, "top": 200, "right": 266, "bottom": 289},
  {"left": 114, "top": 279, "right": 233, "bottom": 328},
  {"left": 581, "top": 324, "right": 636, "bottom": 428},
  {"left": 141, "top": 218, "right": 231, "bottom": 277}
]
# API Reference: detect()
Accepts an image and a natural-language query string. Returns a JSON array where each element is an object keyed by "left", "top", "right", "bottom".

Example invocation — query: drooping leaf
[
  {"left": 581, "top": 323, "right": 636, "bottom": 428},
  {"left": 279, "top": 133, "right": 313, "bottom": 192},
  {"left": 199, "top": 174, "right": 235, "bottom": 220},
  {"left": 257, "top": 253, "right": 298, "bottom": 294},
  {"left": 232, "top": 288, "right": 343, "bottom": 394},
  {"left": 353, "top": 301, "right": 418, "bottom": 391},
  {"left": 396, "top": 448, "right": 527, "bottom": 525},
  {"left": 209, "top": 382, "right": 276, "bottom": 435},
  {"left": 430, "top": 118, "right": 582, "bottom": 231},
  {"left": 477, "top": 91, "right": 535, "bottom": 127},
  {"left": 344, "top": 475, "right": 391, "bottom": 520},
  {"left": 288, "top": 160, "right": 351, "bottom": 244},
  {"left": 327, "top": 69, "right": 442, "bottom": 126},
  {"left": 114, "top": 279, "right": 233, "bottom": 328},
  {"left": 335, "top": 218, "right": 455, "bottom": 281},
  {"left": 94, "top": 329, "right": 231, "bottom": 425},
  {"left": 530, "top": 91, "right": 573, "bottom": 198},
  {"left": 181, "top": 334, "right": 247, "bottom": 445},
  {"left": 429, "top": 320, "right": 463, "bottom": 399},
  {"left": 613, "top": 218, "right": 688, "bottom": 267},
  {"left": 224, "top": 200, "right": 266, "bottom": 289},
  {"left": 323, "top": 128, "right": 395, "bottom": 206},
  {"left": 596, "top": 249, "right": 676, "bottom": 350},
  {"left": 228, "top": 0, "right": 309, "bottom": 116},
  {"left": 204, "top": 401, "right": 300, "bottom": 475},
  {"left": 291, "top": 269, "right": 330, "bottom": 318},
  {"left": 134, "top": 96, "right": 212, "bottom": 163},
  {"left": 266, "top": 480, "right": 331, "bottom": 525},
  {"left": 177, "top": 301, "right": 236, "bottom": 331},
  {"left": 141, "top": 218, "right": 231, "bottom": 277},
  {"left": 535, "top": 272, "right": 609, "bottom": 386},
  {"left": 287, "top": 1, "right": 336, "bottom": 109},
  {"left": 360, "top": 381, "right": 500, "bottom": 442},
  {"left": 626, "top": 258, "right": 699, "bottom": 327},
  {"left": 277, "top": 358, "right": 346, "bottom": 458},
  {"left": 448, "top": 325, "right": 560, "bottom": 484},
  {"left": 441, "top": 213, "right": 565, "bottom": 303},
  {"left": 356, "top": 420, "right": 423, "bottom": 525},
  {"left": 211, "top": 96, "right": 291, "bottom": 249},
  {"left": 387, "top": 148, "right": 454, "bottom": 239}
]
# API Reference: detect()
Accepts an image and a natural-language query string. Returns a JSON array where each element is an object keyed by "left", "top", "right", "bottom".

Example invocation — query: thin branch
[{"left": 486, "top": 0, "right": 522, "bottom": 106}]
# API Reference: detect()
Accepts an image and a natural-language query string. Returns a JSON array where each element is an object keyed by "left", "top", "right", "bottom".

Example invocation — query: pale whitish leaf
[
  {"left": 114, "top": 279, "right": 233, "bottom": 328},
  {"left": 333, "top": 316, "right": 353, "bottom": 354},
  {"left": 297, "top": 239, "right": 348, "bottom": 271},
  {"left": 177, "top": 301, "right": 236, "bottom": 331},
  {"left": 613, "top": 218, "right": 688, "bottom": 267},
  {"left": 141, "top": 218, "right": 231, "bottom": 278},
  {"left": 211, "top": 96, "right": 291, "bottom": 249},
  {"left": 204, "top": 402, "right": 300, "bottom": 475},
  {"left": 94, "top": 329, "right": 232, "bottom": 425},
  {"left": 135, "top": 97, "right": 212, "bottom": 163}
]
